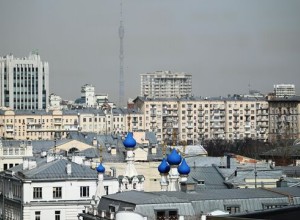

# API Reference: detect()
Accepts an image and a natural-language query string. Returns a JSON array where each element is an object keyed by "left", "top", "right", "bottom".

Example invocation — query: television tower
[{"left": 118, "top": 0, "right": 125, "bottom": 107}]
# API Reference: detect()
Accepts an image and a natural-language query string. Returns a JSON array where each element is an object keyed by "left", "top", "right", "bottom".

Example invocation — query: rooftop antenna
[
  {"left": 99, "top": 144, "right": 103, "bottom": 163},
  {"left": 118, "top": 0, "right": 125, "bottom": 107}
]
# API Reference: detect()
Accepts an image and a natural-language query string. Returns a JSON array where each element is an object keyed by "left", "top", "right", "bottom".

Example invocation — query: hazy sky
[{"left": 1, "top": 0, "right": 299, "bottom": 104}]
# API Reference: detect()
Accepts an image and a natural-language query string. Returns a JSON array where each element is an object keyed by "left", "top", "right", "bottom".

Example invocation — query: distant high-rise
[
  {"left": 274, "top": 84, "right": 296, "bottom": 97},
  {"left": 0, "top": 52, "right": 49, "bottom": 110},
  {"left": 141, "top": 71, "right": 192, "bottom": 98}
]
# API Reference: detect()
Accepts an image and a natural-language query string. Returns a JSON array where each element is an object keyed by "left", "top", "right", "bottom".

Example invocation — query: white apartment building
[
  {"left": 274, "top": 84, "right": 296, "bottom": 97},
  {"left": 0, "top": 155, "right": 119, "bottom": 220},
  {"left": 141, "top": 71, "right": 192, "bottom": 98},
  {"left": 0, "top": 52, "right": 49, "bottom": 110}
]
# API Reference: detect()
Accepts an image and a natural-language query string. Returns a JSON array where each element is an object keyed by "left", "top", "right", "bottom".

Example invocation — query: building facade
[
  {"left": 0, "top": 97, "right": 270, "bottom": 143},
  {"left": 2, "top": 95, "right": 299, "bottom": 144},
  {"left": 140, "top": 71, "right": 192, "bottom": 98},
  {"left": 0, "top": 52, "right": 49, "bottom": 110},
  {"left": 267, "top": 95, "right": 300, "bottom": 142},
  {"left": 0, "top": 155, "right": 119, "bottom": 220},
  {"left": 133, "top": 96, "right": 269, "bottom": 144},
  {"left": 274, "top": 84, "right": 296, "bottom": 97}
]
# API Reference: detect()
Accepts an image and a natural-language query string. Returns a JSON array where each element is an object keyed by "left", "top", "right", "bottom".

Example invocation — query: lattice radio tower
[{"left": 118, "top": 0, "right": 125, "bottom": 107}]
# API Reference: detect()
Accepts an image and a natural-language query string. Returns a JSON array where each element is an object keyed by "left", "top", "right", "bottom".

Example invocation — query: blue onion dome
[
  {"left": 96, "top": 163, "right": 105, "bottom": 173},
  {"left": 158, "top": 158, "right": 170, "bottom": 174},
  {"left": 178, "top": 158, "right": 190, "bottom": 175},
  {"left": 167, "top": 148, "right": 182, "bottom": 166},
  {"left": 123, "top": 132, "right": 136, "bottom": 148}
]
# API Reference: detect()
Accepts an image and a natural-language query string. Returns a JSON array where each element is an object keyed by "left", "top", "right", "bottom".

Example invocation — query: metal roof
[
  {"left": 187, "top": 166, "right": 227, "bottom": 190},
  {"left": 8, "top": 157, "right": 110, "bottom": 181},
  {"left": 97, "top": 187, "right": 300, "bottom": 218}
]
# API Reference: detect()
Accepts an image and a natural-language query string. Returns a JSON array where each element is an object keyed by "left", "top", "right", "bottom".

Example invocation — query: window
[
  {"left": 263, "top": 204, "right": 287, "bottom": 210},
  {"left": 55, "top": 211, "right": 60, "bottom": 220},
  {"left": 35, "top": 211, "right": 41, "bottom": 220},
  {"left": 155, "top": 210, "right": 178, "bottom": 220},
  {"left": 225, "top": 205, "right": 240, "bottom": 214},
  {"left": 53, "top": 187, "right": 62, "bottom": 198},
  {"left": 80, "top": 186, "right": 89, "bottom": 197},
  {"left": 33, "top": 187, "right": 42, "bottom": 199}
]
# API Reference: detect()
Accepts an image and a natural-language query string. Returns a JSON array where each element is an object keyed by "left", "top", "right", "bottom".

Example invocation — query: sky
[{"left": 0, "top": 0, "right": 299, "bottom": 105}]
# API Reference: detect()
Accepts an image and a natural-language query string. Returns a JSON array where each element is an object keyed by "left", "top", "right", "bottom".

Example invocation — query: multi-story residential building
[
  {"left": 268, "top": 95, "right": 300, "bottom": 142},
  {"left": 140, "top": 71, "right": 192, "bottom": 98},
  {"left": 0, "top": 52, "right": 49, "bottom": 110},
  {"left": 274, "top": 84, "right": 296, "bottom": 97},
  {"left": 0, "top": 108, "right": 144, "bottom": 140},
  {"left": 0, "top": 155, "right": 119, "bottom": 220},
  {"left": 3, "top": 95, "right": 298, "bottom": 144},
  {"left": 133, "top": 96, "right": 269, "bottom": 144}
]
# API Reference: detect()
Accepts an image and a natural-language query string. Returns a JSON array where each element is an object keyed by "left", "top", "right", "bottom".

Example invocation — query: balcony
[
  {"left": 260, "top": 124, "right": 268, "bottom": 128},
  {"left": 186, "top": 124, "right": 193, "bottom": 129},
  {"left": 244, "top": 112, "right": 251, "bottom": 116},
  {"left": 233, "top": 124, "right": 239, "bottom": 129},
  {"left": 245, "top": 122, "right": 251, "bottom": 128},
  {"left": 260, "top": 129, "right": 266, "bottom": 134},
  {"left": 245, "top": 130, "right": 251, "bottom": 134},
  {"left": 5, "top": 126, "right": 14, "bottom": 132},
  {"left": 198, "top": 113, "right": 204, "bottom": 117},
  {"left": 150, "top": 120, "right": 156, "bottom": 124},
  {"left": 187, "top": 131, "right": 193, "bottom": 135},
  {"left": 233, "top": 113, "right": 239, "bottom": 117},
  {"left": 53, "top": 118, "right": 62, "bottom": 125}
]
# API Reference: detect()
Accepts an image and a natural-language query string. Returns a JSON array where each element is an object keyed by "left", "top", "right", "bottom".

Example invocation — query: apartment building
[
  {"left": 134, "top": 96, "right": 269, "bottom": 144},
  {"left": 274, "top": 84, "right": 296, "bottom": 97},
  {"left": 4, "top": 95, "right": 297, "bottom": 143},
  {"left": 0, "top": 107, "right": 144, "bottom": 140},
  {"left": 141, "top": 71, "right": 192, "bottom": 98},
  {"left": 0, "top": 52, "right": 49, "bottom": 110},
  {"left": 268, "top": 95, "right": 300, "bottom": 142}
]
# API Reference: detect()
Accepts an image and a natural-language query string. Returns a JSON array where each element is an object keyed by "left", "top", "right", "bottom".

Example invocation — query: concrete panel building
[
  {"left": 0, "top": 52, "right": 49, "bottom": 110},
  {"left": 141, "top": 71, "right": 192, "bottom": 98}
]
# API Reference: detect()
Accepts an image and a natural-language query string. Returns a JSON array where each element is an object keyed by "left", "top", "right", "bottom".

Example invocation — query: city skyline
[{"left": 0, "top": 0, "right": 299, "bottom": 104}]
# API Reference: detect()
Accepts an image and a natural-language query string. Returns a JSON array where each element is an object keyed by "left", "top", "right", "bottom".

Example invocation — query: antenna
[
  {"left": 99, "top": 144, "right": 103, "bottom": 163},
  {"left": 119, "top": 0, "right": 125, "bottom": 107}
]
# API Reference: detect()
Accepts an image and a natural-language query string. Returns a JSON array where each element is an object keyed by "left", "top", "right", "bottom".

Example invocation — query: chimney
[
  {"left": 151, "top": 144, "right": 157, "bottom": 154},
  {"left": 28, "top": 160, "right": 37, "bottom": 170},
  {"left": 23, "top": 158, "right": 29, "bottom": 170},
  {"left": 92, "top": 137, "right": 97, "bottom": 146},
  {"left": 47, "top": 154, "right": 55, "bottom": 163},
  {"left": 111, "top": 146, "right": 116, "bottom": 155},
  {"left": 227, "top": 154, "right": 231, "bottom": 169},
  {"left": 66, "top": 163, "right": 72, "bottom": 175}
]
